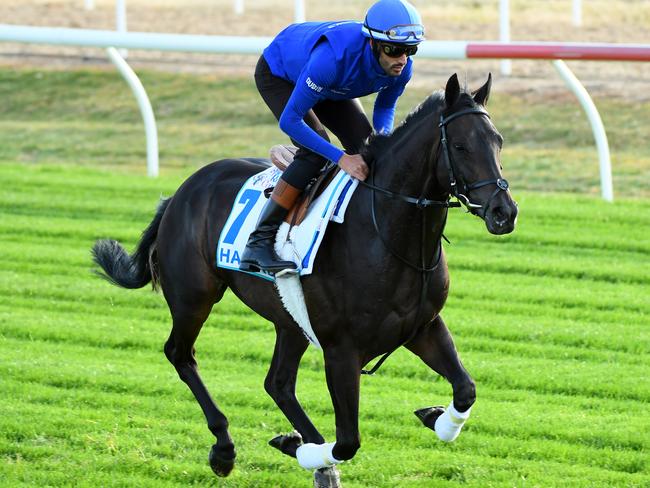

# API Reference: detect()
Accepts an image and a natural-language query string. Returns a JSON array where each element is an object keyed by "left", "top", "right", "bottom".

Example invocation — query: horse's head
[{"left": 435, "top": 74, "right": 518, "bottom": 235}]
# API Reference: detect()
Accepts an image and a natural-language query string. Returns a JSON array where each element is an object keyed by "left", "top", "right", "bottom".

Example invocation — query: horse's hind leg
[
  {"left": 405, "top": 315, "right": 476, "bottom": 442},
  {"left": 265, "top": 325, "right": 325, "bottom": 457},
  {"left": 163, "top": 280, "right": 236, "bottom": 476}
]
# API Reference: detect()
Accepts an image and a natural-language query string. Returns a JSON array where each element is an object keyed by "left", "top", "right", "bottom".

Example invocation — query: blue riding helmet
[{"left": 362, "top": 0, "right": 425, "bottom": 45}]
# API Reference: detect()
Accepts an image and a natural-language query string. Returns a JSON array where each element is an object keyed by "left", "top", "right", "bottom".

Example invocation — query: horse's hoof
[
  {"left": 414, "top": 406, "right": 445, "bottom": 431},
  {"left": 208, "top": 444, "right": 236, "bottom": 477},
  {"left": 269, "top": 431, "right": 303, "bottom": 458},
  {"left": 314, "top": 466, "right": 341, "bottom": 488}
]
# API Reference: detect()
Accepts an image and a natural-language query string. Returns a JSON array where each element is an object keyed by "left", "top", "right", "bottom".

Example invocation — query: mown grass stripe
[
  {"left": 2, "top": 322, "right": 647, "bottom": 407},
  {"left": 2, "top": 305, "right": 646, "bottom": 373},
  {"left": 5, "top": 261, "right": 648, "bottom": 318},
  {"left": 3, "top": 353, "right": 647, "bottom": 459}
]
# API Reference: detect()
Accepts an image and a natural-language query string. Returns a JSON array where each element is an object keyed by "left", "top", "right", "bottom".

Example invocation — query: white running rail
[{"left": 2, "top": 24, "right": 650, "bottom": 199}]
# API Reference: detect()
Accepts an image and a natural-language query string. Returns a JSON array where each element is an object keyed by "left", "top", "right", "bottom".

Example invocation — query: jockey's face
[{"left": 373, "top": 41, "right": 409, "bottom": 77}]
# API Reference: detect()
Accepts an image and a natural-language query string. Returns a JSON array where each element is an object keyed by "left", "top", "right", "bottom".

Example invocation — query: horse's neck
[
  {"left": 367, "top": 110, "right": 449, "bottom": 263},
  {"left": 374, "top": 111, "right": 442, "bottom": 198}
]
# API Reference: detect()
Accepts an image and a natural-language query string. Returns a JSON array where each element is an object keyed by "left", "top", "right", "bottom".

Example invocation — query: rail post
[
  {"left": 106, "top": 47, "right": 159, "bottom": 177},
  {"left": 294, "top": 0, "right": 306, "bottom": 23},
  {"left": 573, "top": 0, "right": 582, "bottom": 27},
  {"left": 499, "top": 0, "right": 511, "bottom": 76},
  {"left": 553, "top": 60, "right": 613, "bottom": 201},
  {"left": 116, "top": 0, "right": 128, "bottom": 58}
]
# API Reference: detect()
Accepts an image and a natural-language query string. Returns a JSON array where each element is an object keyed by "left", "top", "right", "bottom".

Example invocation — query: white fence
[{"left": 2, "top": 24, "right": 649, "bottom": 199}]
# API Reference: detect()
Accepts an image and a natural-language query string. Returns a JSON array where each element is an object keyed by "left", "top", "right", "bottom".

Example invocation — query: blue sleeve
[
  {"left": 373, "top": 61, "right": 412, "bottom": 134},
  {"left": 278, "top": 42, "right": 346, "bottom": 163}
]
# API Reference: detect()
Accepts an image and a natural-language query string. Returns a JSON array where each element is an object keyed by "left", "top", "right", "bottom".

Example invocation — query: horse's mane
[{"left": 363, "top": 88, "right": 478, "bottom": 162}]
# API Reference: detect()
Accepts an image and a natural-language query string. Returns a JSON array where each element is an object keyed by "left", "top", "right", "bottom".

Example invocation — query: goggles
[
  {"left": 378, "top": 42, "right": 418, "bottom": 58},
  {"left": 384, "top": 23, "right": 425, "bottom": 42},
  {"left": 364, "top": 20, "right": 425, "bottom": 43}
]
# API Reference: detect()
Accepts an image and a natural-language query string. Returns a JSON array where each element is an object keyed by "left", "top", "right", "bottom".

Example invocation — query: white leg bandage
[
  {"left": 434, "top": 401, "right": 472, "bottom": 442},
  {"left": 296, "top": 442, "right": 341, "bottom": 470}
]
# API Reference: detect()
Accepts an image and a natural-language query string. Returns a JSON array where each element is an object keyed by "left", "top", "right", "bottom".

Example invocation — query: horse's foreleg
[
  {"left": 295, "top": 346, "right": 361, "bottom": 470},
  {"left": 405, "top": 315, "right": 476, "bottom": 442},
  {"left": 164, "top": 287, "right": 236, "bottom": 477},
  {"left": 265, "top": 325, "right": 325, "bottom": 457}
]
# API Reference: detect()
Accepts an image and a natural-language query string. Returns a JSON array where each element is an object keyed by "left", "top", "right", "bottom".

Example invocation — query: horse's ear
[
  {"left": 445, "top": 73, "right": 460, "bottom": 107},
  {"left": 473, "top": 73, "right": 492, "bottom": 106}
]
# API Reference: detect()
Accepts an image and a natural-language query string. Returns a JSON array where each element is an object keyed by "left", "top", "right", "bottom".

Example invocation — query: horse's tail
[{"left": 92, "top": 197, "right": 171, "bottom": 290}]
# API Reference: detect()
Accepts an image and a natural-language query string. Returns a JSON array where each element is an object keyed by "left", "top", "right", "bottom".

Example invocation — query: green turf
[
  {"left": 0, "top": 66, "right": 649, "bottom": 486},
  {"left": 0, "top": 161, "right": 647, "bottom": 488}
]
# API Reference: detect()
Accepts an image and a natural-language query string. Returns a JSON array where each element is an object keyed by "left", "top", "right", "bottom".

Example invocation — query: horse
[{"left": 92, "top": 73, "right": 518, "bottom": 486}]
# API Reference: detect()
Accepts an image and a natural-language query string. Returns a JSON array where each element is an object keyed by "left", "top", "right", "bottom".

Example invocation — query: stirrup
[
  {"left": 239, "top": 260, "right": 297, "bottom": 275},
  {"left": 275, "top": 268, "right": 299, "bottom": 278},
  {"left": 239, "top": 261, "right": 261, "bottom": 273},
  {"left": 239, "top": 248, "right": 298, "bottom": 274}
]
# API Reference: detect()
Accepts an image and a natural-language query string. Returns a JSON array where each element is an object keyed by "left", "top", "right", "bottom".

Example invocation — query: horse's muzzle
[{"left": 484, "top": 194, "right": 518, "bottom": 235}]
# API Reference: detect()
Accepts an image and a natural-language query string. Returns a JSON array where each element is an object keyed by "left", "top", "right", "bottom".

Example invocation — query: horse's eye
[{"left": 453, "top": 143, "right": 465, "bottom": 152}]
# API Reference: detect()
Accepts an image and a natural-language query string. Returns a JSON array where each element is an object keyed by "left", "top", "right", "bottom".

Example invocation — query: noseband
[{"left": 439, "top": 108, "right": 510, "bottom": 215}]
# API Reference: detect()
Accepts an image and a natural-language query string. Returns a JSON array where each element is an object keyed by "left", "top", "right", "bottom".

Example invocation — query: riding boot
[{"left": 239, "top": 180, "right": 301, "bottom": 274}]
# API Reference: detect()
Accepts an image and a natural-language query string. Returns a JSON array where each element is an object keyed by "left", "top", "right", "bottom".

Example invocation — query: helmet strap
[
  {"left": 364, "top": 15, "right": 382, "bottom": 62},
  {"left": 370, "top": 40, "right": 382, "bottom": 62}
]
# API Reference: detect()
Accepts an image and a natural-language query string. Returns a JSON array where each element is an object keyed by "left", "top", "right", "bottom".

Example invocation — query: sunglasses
[{"left": 378, "top": 42, "right": 418, "bottom": 58}]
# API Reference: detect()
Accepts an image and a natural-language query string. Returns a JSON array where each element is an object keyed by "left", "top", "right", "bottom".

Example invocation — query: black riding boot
[{"left": 239, "top": 180, "right": 300, "bottom": 274}]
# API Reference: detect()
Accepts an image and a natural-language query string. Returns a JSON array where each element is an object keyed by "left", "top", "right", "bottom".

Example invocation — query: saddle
[{"left": 269, "top": 145, "right": 341, "bottom": 227}]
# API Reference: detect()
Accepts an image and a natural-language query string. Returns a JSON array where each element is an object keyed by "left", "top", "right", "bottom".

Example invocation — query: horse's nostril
[{"left": 491, "top": 206, "right": 508, "bottom": 226}]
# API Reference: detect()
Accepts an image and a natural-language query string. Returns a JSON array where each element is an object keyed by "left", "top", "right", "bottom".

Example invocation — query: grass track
[{"left": 0, "top": 162, "right": 648, "bottom": 487}]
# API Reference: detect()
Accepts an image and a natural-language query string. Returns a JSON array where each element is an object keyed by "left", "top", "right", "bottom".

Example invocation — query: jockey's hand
[{"left": 338, "top": 153, "right": 369, "bottom": 181}]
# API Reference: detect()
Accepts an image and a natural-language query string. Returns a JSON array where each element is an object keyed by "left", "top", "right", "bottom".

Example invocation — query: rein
[
  {"left": 359, "top": 162, "right": 456, "bottom": 273},
  {"left": 360, "top": 160, "right": 446, "bottom": 374},
  {"left": 358, "top": 179, "right": 460, "bottom": 210}
]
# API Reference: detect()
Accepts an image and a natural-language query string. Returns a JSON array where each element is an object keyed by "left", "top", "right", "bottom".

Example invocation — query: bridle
[
  {"left": 358, "top": 105, "right": 510, "bottom": 272},
  {"left": 358, "top": 105, "right": 510, "bottom": 375},
  {"left": 438, "top": 107, "right": 510, "bottom": 216}
]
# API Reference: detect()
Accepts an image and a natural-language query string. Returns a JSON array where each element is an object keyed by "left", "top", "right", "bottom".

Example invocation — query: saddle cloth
[{"left": 216, "top": 164, "right": 358, "bottom": 280}]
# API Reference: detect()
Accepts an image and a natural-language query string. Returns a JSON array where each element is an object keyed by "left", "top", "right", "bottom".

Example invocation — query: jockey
[{"left": 240, "top": 0, "right": 424, "bottom": 274}]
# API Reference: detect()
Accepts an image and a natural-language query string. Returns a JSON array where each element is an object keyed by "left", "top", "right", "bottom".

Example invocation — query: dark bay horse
[{"left": 92, "top": 73, "right": 517, "bottom": 483}]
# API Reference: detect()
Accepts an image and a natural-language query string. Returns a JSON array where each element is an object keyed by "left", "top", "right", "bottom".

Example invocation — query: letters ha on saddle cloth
[{"left": 216, "top": 146, "right": 358, "bottom": 347}]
